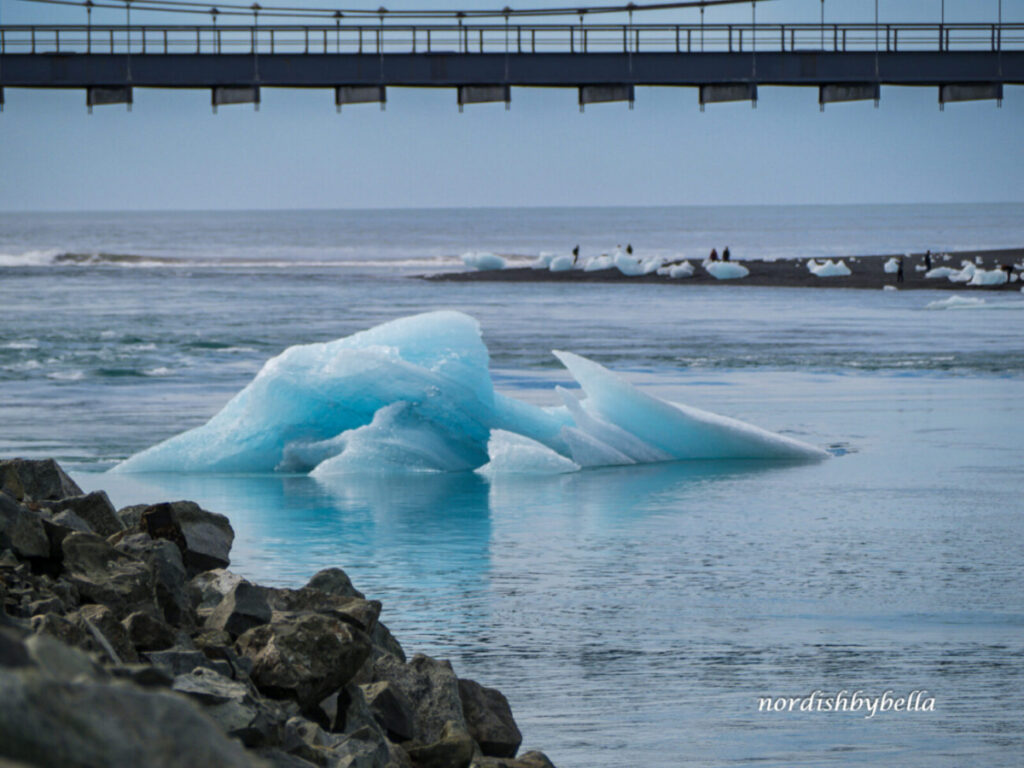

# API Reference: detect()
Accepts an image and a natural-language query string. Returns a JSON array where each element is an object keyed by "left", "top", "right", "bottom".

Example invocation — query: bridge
[{"left": 1, "top": 9, "right": 1022, "bottom": 111}]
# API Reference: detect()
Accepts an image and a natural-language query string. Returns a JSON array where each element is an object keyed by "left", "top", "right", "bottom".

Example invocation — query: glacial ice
[
  {"left": 614, "top": 251, "right": 645, "bottom": 276},
  {"left": 883, "top": 257, "right": 900, "bottom": 274},
  {"left": 462, "top": 252, "right": 506, "bottom": 271},
  {"left": 531, "top": 252, "right": 557, "bottom": 269},
  {"left": 115, "top": 311, "right": 828, "bottom": 475},
  {"left": 666, "top": 261, "right": 695, "bottom": 279},
  {"left": 925, "top": 267, "right": 954, "bottom": 279},
  {"left": 948, "top": 261, "right": 976, "bottom": 283},
  {"left": 705, "top": 261, "right": 750, "bottom": 280}
]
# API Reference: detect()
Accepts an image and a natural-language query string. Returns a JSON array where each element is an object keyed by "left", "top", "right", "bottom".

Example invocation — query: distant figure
[
  {"left": 626, "top": 244, "right": 634, "bottom": 255},
  {"left": 924, "top": 249, "right": 932, "bottom": 270},
  {"left": 572, "top": 244, "right": 580, "bottom": 264},
  {"left": 709, "top": 248, "right": 719, "bottom": 262},
  {"left": 722, "top": 247, "right": 731, "bottom": 262},
  {"left": 897, "top": 257, "right": 905, "bottom": 284},
  {"left": 1003, "top": 264, "right": 1014, "bottom": 280}
]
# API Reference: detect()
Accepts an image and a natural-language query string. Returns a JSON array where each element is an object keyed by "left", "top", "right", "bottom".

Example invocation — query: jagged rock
[
  {"left": 61, "top": 532, "right": 154, "bottom": 615},
  {"left": 46, "top": 492, "right": 123, "bottom": 538},
  {"left": 373, "top": 654, "right": 469, "bottom": 746},
  {"left": 458, "top": 679, "right": 522, "bottom": 758},
  {"left": 189, "top": 568, "right": 245, "bottom": 614},
  {"left": 330, "top": 725, "right": 406, "bottom": 768},
  {"left": 123, "top": 610, "right": 175, "bottom": 652},
  {"left": 74, "top": 604, "right": 139, "bottom": 663},
  {"left": 138, "top": 501, "right": 234, "bottom": 576},
  {"left": 360, "top": 681, "right": 415, "bottom": 742},
  {"left": 115, "top": 534, "right": 195, "bottom": 628},
  {"left": 23, "top": 633, "right": 103, "bottom": 681},
  {"left": 264, "top": 586, "right": 381, "bottom": 633},
  {"left": 206, "top": 581, "right": 272, "bottom": 638},
  {"left": 471, "top": 752, "right": 556, "bottom": 768},
  {"left": 404, "top": 720, "right": 475, "bottom": 768},
  {"left": 306, "top": 568, "right": 364, "bottom": 600},
  {"left": 237, "top": 612, "right": 372, "bottom": 713},
  {"left": 27, "top": 596, "right": 64, "bottom": 617},
  {"left": 0, "top": 492, "right": 50, "bottom": 561},
  {"left": 371, "top": 622, "right": 406, "bottom": 663},
  {"left": 0, "top": 459, "right": 82, "bottom": 503},
  {"left": 0, "top": 668, "right": 256, "bottom": 768},
  {"left": 256, "top": 749, "right": 320, "bottom": 768},
  {"left": 175, "top": 667, "right": 290, "bottom": 747},
  {"left": 143, "top": 648, "right": 234, "bottom": 679},
  {"left": 49, "top": 510, "right": 92, "bottom": 534},
  {"left": 115, "top": 504, "right": 148, "bottom": 530}
]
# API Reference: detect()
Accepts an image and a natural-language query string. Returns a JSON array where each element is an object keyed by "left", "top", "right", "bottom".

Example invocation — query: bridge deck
[{"left": 2, "top": 23, "right": 1022, "bottom": 91}]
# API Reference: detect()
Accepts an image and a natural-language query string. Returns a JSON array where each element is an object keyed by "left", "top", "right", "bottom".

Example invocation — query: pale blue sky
[{"left": 0, "top": 0, "right": 1021, "bottom": 210}]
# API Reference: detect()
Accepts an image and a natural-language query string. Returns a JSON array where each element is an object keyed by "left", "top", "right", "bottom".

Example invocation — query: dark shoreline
[
  {"left": 1, "top": 458, "right": 554, "bottom": 768},
  {"left": 425, "top": 248, "right": 1024, "bottom": 291}
]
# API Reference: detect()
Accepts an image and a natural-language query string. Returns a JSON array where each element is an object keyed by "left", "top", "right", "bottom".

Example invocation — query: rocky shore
[{"left": 0, "top": 458, "right": 555, "bottom": 768}]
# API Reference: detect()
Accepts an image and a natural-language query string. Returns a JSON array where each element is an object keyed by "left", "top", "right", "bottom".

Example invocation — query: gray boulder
[
  {"left": 46, "top": 492, "right": 123, "bottom": 538},
  {"left": 189, "top": 568, "right": 245, "bottom": 615},
  {"left": 122, "top": 610, "right": 176, "bottom": 652},
  {"left": 0, "top": 668, "right": 256, "bottom": 768},
  {"left": 373, "top": 654, "right": 469, "bottom": 747},
  {"left": 175, "top": 668, "right": 291, "bottom": 747},
  {"left": 74, "top": 603, "right": 139, "bottom": 663},
  {"left": 458, "top": 679, "right": 522, "bottom": 758},
  {"left": 139, "top": 501, "right": 234, "bottom": 576},
  {"left": 144, "top": 648, "right": 235, "bottom": 679},
  {"left": 237, "top": 612, "right": 372, "bottom": 712},
  {"left": 305, "top": 568, "right": 364, "bottom": 600},
  {"left": 360, "top": 681, "right": 415, "bottom": 743},
  {"left": 23, "top": 633, "right": 103, "bottom": 682},
  {"left": 264, "top": 586, "right": 381, "bottom": 634},
  {"left": 0, "top": 492, "right": 50, "bottom": 561},
  {"left": 61, "top": 532, "right": 154, "bottom": 615},
  {"left": 206, "top": 581, "right": 272, "bottom": 638},
  {"left": 0, "top": 459, "right": 82, "bottom": 503},
  {"left": 404, "top": 720, "right": 475, "bottom": 768}
]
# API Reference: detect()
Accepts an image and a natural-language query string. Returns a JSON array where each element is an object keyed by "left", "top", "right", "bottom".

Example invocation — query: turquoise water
[{"left": 2, "top": 206, "right": 1024, "bottom": 766}]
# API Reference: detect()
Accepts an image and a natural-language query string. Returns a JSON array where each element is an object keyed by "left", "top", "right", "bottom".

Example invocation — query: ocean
[{"left": 2, "top": 204, "right": 1023, "bottom": 767}]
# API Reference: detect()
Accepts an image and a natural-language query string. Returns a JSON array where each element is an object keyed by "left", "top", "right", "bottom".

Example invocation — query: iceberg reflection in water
[{"left": 113, "top": 311, "right": 827, "bottom": 475}]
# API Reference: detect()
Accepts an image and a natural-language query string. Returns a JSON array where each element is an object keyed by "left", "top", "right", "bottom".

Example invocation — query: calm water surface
[{"left": 2, "top": 206, "right": 1023, "bottom": 767}]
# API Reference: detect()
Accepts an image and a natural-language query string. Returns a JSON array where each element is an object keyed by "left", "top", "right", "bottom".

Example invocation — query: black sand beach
[{"left": 427, "top": 248, "right": 1024, "bottom": 291}]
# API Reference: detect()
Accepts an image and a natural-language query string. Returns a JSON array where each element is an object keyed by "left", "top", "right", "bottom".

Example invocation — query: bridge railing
[{"left": 1, "top": 22, "right": 1022, "bottom": 57}]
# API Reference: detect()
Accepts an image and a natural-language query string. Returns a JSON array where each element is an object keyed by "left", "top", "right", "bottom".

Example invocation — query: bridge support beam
[
  {"left": 212, "top": 85, "right": 260, "bottom": 112},
  {"left": 335, "top": 85, "right": 386, "bottom": 112},
  {"left": 819, "top": 83, "right": 880, "bottom": 110},
  {"left": 87, "top": 86, "right": 133, "bottom": 113},
  {"left": 939, "top": 83, "right": 1003, "bottom": 109},
  {"left": 457, "top": 85, "right": 510, "bottom": 112},
  {"left": 699, "top": 83, "right": 757, "bottom": 111},
  {"left": 578, "top": 84, "right": 634, "bottom": 112}
]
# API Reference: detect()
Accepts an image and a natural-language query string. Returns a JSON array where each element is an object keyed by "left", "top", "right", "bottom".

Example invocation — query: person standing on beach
[
  {"left": 709, "top": 248, "right": 719, "bottom": 262},
  {"left": 897, "top": 257, "right": 905, "bottom": 284},
  {"left": 572, "top": 244, "right": 580, "bottom": 265},
  {"left": 924, "top": 250, "right": 932, "bottom": 270},
  {"left": 723, "top": 247, "right": 731, "bottom": 262},
  {"left": 626, "top": 244, "right": 634, "bottom": 255}
]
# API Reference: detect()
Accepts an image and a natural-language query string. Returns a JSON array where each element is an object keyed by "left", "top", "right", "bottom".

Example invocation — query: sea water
[{"left": 2, "top": 205, "right": 1023, "bottom": 767}]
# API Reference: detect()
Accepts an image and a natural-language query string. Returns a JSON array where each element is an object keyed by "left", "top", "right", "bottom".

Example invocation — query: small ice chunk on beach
[
  {"left": 883, "top": 257, "right": 900, "bottom": 274},
  {"left": 640, "top": 256, "right": 665, "bottom": 275},
  {"left": 948, "top": 261, "right": 976, "bottom": 283},
  {"left": 462, "top": 252, "right": 506, "bottom": 271},
  {"left": 531, "top": 252, "right": 558, "bottom": 269},
  {"left": 705, "top": 261, "right": 750, "bottom": 280},
  {"left": 614, "top": 251, "right": 645, "bottom": 276},
  {"left": 549, "top": 254, "right": 575, "bottom": 272},
  {"left": 925, "top": 266, "right": 954, "bottom": 279},
  {"left": 583, "top": 255, "right": 614, "bottom": 272},
  {"left": 810, "top": 259, "right": 852, "bottom": 277},
  {"left": 968, "top": 268, "right": 1008, "bottom": 286},
  {"left": 666, "top": 261, "right": 695, "bottom": 279}
]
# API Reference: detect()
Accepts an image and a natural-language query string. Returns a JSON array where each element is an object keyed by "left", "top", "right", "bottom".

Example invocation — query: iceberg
[
  {"left": 925, "top": 295, "right": 987, "bottom": 310},
  {"left": 613, "top": 251, "right": 645, "bottom": 276},
  {"left": 462, "top": 251, "right": 506, "bottom": 271},
  {"left": 925, "top": 266, "right": 954, "bottom": 279},
  {"left": 883, "top": 257, "right": 900, "bottom": 274},
  {"left": 663, "top": 261, "right": 694, "bottom": 279},
  {"left": 705, "top": 261, "right": 750, "bottom": 280},
  {"left": 948, "top": 261, "right": 976, "bottom": 283},
  {"left": 115, "top": 311, "right": 827, "bottom": 475},
  {"left": 531, "top": 252, "right": 557, "bottom": 269}
]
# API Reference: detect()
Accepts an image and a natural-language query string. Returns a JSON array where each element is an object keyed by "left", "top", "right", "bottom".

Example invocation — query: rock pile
[{"left": 0, "top": 458, "right": 556, "bottom": 768}]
